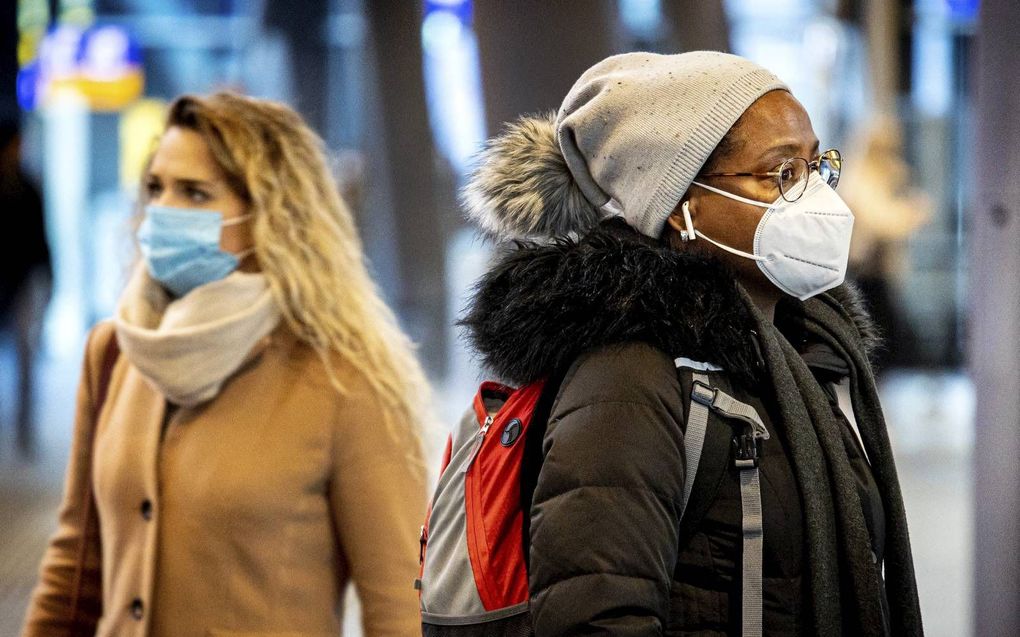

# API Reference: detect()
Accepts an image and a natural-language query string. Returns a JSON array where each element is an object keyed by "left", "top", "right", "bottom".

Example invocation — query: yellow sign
[
  {"left": 120, "top": 98, "right": 167, "bottom": 190},
  {"left": 51, "top": 70, "right": 145, "bottom": 112}
]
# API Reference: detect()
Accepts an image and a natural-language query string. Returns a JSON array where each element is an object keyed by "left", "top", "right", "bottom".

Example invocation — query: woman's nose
[{"left": 151, "top": 192, "right": 176, "bottom": 208}]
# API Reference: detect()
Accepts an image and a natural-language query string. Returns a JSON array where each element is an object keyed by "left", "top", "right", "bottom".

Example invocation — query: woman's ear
[
  {"left": 667, "top": 199, "right": 687, "bottom": 232},
  {"left": 667, "top": 199, "right": 696, "bottom": 241}
]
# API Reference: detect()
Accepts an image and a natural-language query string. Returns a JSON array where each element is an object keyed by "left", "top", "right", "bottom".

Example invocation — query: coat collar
[{"left": 461, "top": 218, "right": 879, "bottom": 387}]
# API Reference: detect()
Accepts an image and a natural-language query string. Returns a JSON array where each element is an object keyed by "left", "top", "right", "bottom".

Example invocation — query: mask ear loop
[
  {"left": 222, "top": 215, "right": 256, "bottom": 262},
  {"left": 680, "top": 200, "right": 769, "bottom": 262},
  {"left": 233, "top": 246, "right": 257, "bottom": 261},
  {"left": 221, "top": 214, "right": 253, "bottom": 227}
]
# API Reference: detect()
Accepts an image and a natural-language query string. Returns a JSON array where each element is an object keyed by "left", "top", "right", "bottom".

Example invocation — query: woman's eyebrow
[
  {"left": 761, "top": 139, "right": 821, "bottom": 162},
  {"left": 175, "top": 177, "right": 217, "bottom": 189}
]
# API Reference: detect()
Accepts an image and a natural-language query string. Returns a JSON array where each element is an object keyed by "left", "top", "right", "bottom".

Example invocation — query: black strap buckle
[
  {"left": 732, "top": 430, "right": 763, "bottom": 469},
  {"left": 691, "top": 379, "right": 717, "bottom": 407}
]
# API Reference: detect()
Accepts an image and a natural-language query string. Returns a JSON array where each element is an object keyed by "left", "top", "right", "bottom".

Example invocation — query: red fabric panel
[{"left": 465, "top": 380, "right": 547, "bottom": 610}]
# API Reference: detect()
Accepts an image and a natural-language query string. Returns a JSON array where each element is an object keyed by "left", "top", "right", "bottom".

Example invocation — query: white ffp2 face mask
[{"left": 683, "top": 172, "right": 855, "bottom": 301}]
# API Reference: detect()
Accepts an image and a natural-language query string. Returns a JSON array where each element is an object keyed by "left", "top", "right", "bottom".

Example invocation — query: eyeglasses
[{"left": 700, "top": 148, "right": 842, "bottom": 203}]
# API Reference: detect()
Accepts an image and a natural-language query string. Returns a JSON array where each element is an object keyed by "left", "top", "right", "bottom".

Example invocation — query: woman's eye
[
  {"left": 186, "top": 187, "right": 210, "bottom": 203},
  {"left": 144, "top": 181, "right": 162, "bottom": 198}
]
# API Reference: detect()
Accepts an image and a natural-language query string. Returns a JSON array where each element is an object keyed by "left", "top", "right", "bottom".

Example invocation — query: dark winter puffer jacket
[{"left": 460, "top": 219, "right": 891, "bottom": 636}]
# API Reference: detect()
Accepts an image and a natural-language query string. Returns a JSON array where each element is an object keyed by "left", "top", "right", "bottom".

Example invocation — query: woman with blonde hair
[{"left": 22, "top": 92, "right": 429, "bottom": 636}]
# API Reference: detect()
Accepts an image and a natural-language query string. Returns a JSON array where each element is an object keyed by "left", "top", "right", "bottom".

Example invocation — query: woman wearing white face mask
[
  {"left": 457, "top": 52, "right": 922, "bottom": 636},
  {"left": 22, "top": 92, "right": 430, "bottom": 636}
]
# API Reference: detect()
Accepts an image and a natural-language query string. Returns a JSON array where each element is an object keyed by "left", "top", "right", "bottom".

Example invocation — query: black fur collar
[
  {"left": 460, "top": 219, "right": 764, "bottom": 386},
  {"left": 461, "top": 219, "right": 880, "bottom": 388}
]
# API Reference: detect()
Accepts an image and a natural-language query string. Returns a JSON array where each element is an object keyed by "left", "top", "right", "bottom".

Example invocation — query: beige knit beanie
[{"left": 463, "top": 51, "right": 788, "bottom": 239}]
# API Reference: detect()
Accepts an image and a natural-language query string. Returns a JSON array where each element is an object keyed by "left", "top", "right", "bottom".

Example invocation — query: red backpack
[
  {"left": 417, "top": 362, "right": 771, "bottom": 637},
  {"left": 416, "top": 378, "right": 552, "bottom": 634}
]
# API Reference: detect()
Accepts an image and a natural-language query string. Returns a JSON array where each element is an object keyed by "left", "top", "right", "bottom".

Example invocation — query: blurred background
[{"left": 0, "top": 1, "right": 1016, "bottom": 636}]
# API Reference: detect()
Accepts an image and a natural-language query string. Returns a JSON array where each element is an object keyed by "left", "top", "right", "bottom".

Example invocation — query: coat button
[
  {"left": 140, "top": 499, "right": 153, "bottom": 521},
  {"left": 130, "top": 598, "right": 144, "bottom": 620}
]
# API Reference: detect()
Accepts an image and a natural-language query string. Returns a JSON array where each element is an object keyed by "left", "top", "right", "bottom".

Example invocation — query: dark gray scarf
[{"left": 752, "top": 290, "right": 923, "bottom": 636}]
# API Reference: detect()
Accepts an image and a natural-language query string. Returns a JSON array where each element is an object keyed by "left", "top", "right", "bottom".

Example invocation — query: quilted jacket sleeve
[{"left": 528, "top": 343, "right": 687, "bottom": 636}]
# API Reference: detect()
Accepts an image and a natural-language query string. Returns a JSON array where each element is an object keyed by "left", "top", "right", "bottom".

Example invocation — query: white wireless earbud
[{"left": 680, "top": 200, "right": 696, "bottom": 242}]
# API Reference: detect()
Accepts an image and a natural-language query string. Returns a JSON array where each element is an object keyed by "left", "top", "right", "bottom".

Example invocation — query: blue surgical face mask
[{"left": 137, "top": 205, "right": 254, "bottom": 298}]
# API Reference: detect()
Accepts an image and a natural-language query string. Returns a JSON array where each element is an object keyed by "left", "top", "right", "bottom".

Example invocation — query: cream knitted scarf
[{"left": 114, "top": 265, "right": 282, "bottom": 407}]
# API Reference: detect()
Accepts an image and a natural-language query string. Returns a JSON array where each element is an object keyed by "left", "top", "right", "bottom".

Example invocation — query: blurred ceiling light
[
  {"left": 803, "top": 18, "right": 840, "bottom": 70},
  {"left": 619, "top": 0, "right": 662, "bottom": 40}
]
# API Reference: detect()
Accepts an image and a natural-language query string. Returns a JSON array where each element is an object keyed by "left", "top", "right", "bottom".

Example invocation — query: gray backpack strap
[
  {"left": 681, "top": 370, "right": 712, "bottom": 518},
  {"left": 738, "top": 461, "right": 764, "bottom": 637},
  {"left": 678, "top": 362, "right": 769, "bottom": 637}
]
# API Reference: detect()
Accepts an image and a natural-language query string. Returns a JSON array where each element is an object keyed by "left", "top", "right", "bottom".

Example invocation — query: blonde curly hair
[{"left": 157, "top": 91, "right": 431, "bottom": 432}]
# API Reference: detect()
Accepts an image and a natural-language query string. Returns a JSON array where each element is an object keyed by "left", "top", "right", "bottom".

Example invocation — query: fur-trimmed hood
[
  {"left": 460, "top": 219, "right": 879, "bottom": 387},
  {"left": 460, "top": 112, "right": 603, "bottom": 241}
]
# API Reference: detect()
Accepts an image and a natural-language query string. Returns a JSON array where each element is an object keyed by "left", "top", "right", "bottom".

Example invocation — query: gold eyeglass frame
[{"left": 700, "top": 148, "right": 842, "bottom": 202}]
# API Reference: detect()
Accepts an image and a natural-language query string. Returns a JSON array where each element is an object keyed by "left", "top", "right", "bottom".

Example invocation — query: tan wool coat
[{"left": 22, "top": 321, "right": 427, "bottom": 637}]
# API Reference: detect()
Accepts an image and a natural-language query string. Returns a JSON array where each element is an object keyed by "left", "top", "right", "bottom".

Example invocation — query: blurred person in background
[
  {"left": 0, "top": 118, "right": 52, "bottom": 457},
  {"left": 460, "top": 52, "right": 922, "bottom": 636},
  {"left": 838, "top": 116, "right": 931, "bottom": 370},
  {"left": 21, "top": 92, "right": 429, "bottom": 637}
]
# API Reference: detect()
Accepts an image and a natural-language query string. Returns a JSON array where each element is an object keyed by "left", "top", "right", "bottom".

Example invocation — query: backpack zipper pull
[{"left": 462, "top": 415, "right": 493, "bottom": 473}]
